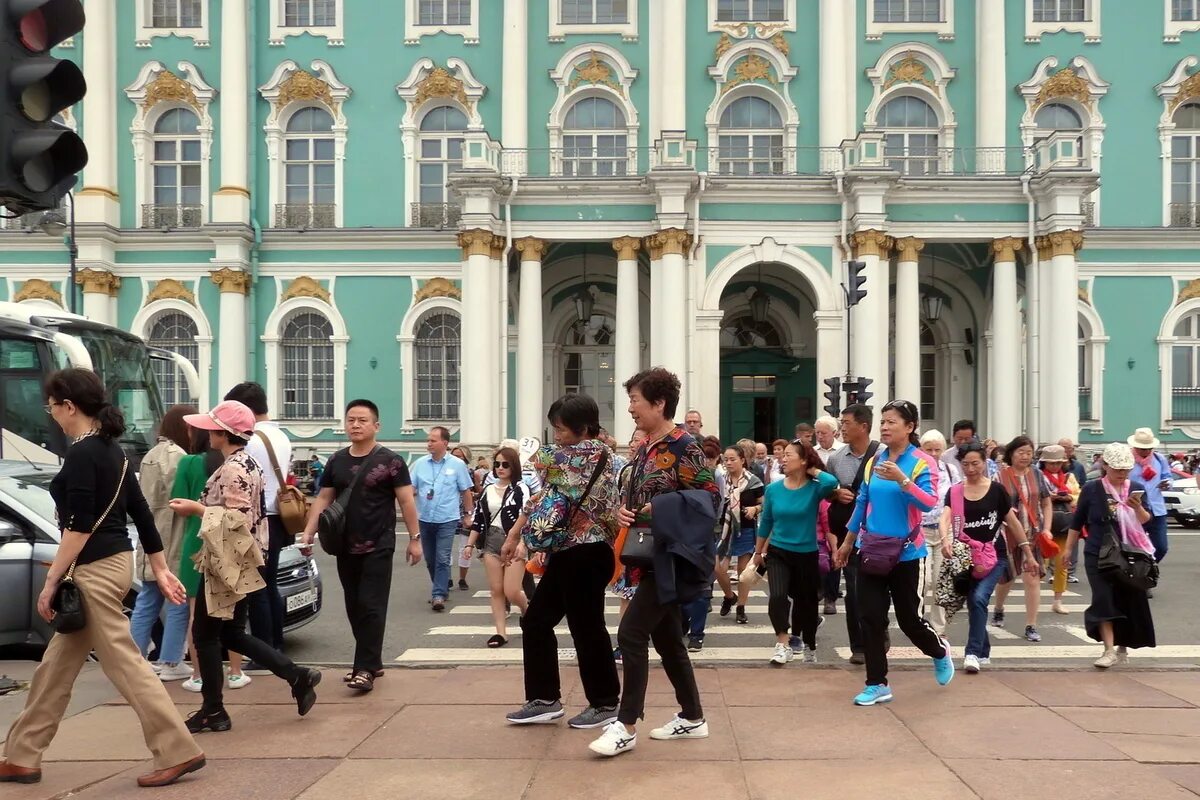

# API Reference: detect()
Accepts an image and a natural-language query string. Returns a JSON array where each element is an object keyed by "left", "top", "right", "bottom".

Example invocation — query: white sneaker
[
  {"left": 157, "top": 662, "right": 194, "bottom": 682},
  {"left": 979, "top": 657, "right": 991, "bottom": 666},
  {"left": 963, "top": 654, "right": 981, "bottom": 674},
  {"left": 769, "top": 643, "right": 794, "bottom": 666},
  {"left": 1116, "top": 646, "right": 1129, "bottom": 664},
  {"left": 802, "top": 646, "right": 817, "bottom": 664},
  {"left": 1094, "top": 649, "right": 1119, "bottom": 669},
  {"left": 648, "top": 714, "right": 709, "bottom": 741},
  {"left": 148, "top": 660, "right": 164, "bottom": 674},
  {"left": 227, "top": 673, "right": 252, "bottom": 689},
  {"left": 588, "top": 721, "right": 637, "bottom": 757},
  {"left": 181, "top": 676, "right": 203, "bottom": 693}
]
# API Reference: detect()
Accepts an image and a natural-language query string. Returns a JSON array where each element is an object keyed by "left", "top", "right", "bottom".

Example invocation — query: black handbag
[
  {"left": 1097, "top": 516, "right": 1159, "bottom": 592},
  {"left": 619, "top": 455, "right": 655, "bottom": 569},
  {"left": 52, "top": 457, "right": 128, "bottom": 634},
  {"left": 318, "top": 446, "right": 378, "bottom": 556}
]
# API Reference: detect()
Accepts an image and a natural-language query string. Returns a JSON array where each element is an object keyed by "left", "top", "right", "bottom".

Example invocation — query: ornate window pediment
[
  {"left": 1158, "top": 57, "right": 1200, "bottom": 227},
  {"left": 1018, "top": 56, "right": 1108, "bottom": 186},
  {"left": 548, "top": 45, "right": 639, "bottom": 175},
  {"left": 705, "top": 38, "right": 798, "bottom": 174},
  {"left": 864, "top": 44, "right": 956, "bottom": 140}
]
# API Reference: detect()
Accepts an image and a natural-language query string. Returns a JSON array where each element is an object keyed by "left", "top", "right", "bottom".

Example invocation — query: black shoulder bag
[
  {"left": 1097, "top": 507, "right": 1159, "bottom": 592},
  {"left": 317, "top": 446, "right": 379, "bottom": 557},
  {"left": 825, "top": 440, "right": 879, "bottom": 537},
  {"left": 619, "top": 448, "right": 657, "bottom": 568}
]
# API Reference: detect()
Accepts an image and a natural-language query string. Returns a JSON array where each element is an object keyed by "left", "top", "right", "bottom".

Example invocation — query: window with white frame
[
  {"left": 717, "top": 96, "right": 784, "bottom": 176},
  {"left": 1174, "top": 0, "right": 1198, "bottom": 19},
  {"left": 716, "top": 0, "right": 784, "bottom": 21},
  {"left": 405, "top": 0, "right": 478, "bottom": 42},
  {"left": 147, "top": 311, "right": 199, "bottom": 407},
  {"left": 152, "top": 0, "right": 202, "bottom": 27},
  {"left": 880, "top": 95, "right": 940, "bottom": 176},
  {"left": 1172, "top": 310, "right": 1200, "bottom": 421},
  {"left": 418, "top": 0, "right": 470, "bottom": 24},
  {"left": 281, "top": 310, "right": 335, "bottom": 420},
  {"left": 562, "top": 96, "right": 628, "bottom": 177},
  {"left": 1171, "top": 103, "right": 1200, "bottom": 227},
  {"left": 418, "top": 106, "right": 467, "bottom": 208},
  {"left": 561, "top": 0, "right": 627, "bottom": 23},
  {"left": 920, "top": 322, "right": 937, "bottom": 423},
  {"left": 1035, "top": 101, "right": 1085, "bottom": 159},
  {"left": 414, "top": 311, "right": 461, "bottom": 420},
  {"left": 137, "top": 0, "right": 208, "bottom": 46},
  {"left": 1033, "top": 0, "right": 1086, "bottom": 21},
  {"left": 1077, "top": 323, "right": 1093, "bottom": 420},
  {"left": 151, "top": 108, "right": 202, "bottom": 227},
  {"left": 284, "top": 0, "right": 336, "bottom": 26},
  {"left": 1025, "top": 0, "right": 1098, "bottom": 41},
  {"left": 874, "top": 0, "right": 943, "bottom": 23},
  {"left": 284, "top": 107, "right": 336, "bottom": 226}
]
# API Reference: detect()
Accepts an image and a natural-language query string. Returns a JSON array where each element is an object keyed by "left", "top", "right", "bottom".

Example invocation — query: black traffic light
[
  {"left": 822, "top": 376, "right": 841, "bottom": 417},
  {"left": 844, "top": 376, "right": 875, "bottom": 407},
  {"left": 846, "top": 260, "right": 867, "bottom": 307},
  {"left": 0, "top": 0, "right": 87, "bottom": 215}
]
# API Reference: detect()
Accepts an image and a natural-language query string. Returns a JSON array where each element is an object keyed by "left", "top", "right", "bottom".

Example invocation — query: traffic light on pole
[
  {"left": 0, "top": 0, "right": 87, "bottom": 215},
  {"left": 846, "top": 260, "right": 867, "bottom": 307},
  {"left": 855, "top": 377, "right": 874, "bottom": 407},
  {"left": 822, "top": 376, "right": 841, "bottom": 417}
]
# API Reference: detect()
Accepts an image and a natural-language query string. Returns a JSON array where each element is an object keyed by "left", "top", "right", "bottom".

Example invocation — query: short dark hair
[
  {"left": 430, "top": 425, "right": 450, "bottom": 442},
  {"left": 547, "top": 393, "right": 601, "bottom": 438},
  {"left": 701, "top": 439, "right": 722, "bottom": 460},
  {"left": 881, "top": 400, "right": 922, "bottom": 447},
  {"left": 492, "top": 446, "right": 521, "bottom": 479},
  {"left": 795, "top": 423, "right": 814, "bottom": 434},
  {"left": 1003, "top": 435, "right": 1035, "bottom": 465},
  {"left": 955, "top": 441, "right": 989, "bottom": 463},
  {"left": 786, "top": 440, "right": 824, "bottom": 472},
  {"left": 345, "top": 399, "right": 380, "bottom": 420},
  {"left": 841, "top": 403, "right": 873, "bottom": 427},
  {"left": 952, "top": 419, "right": 977, "bottom": 436},
  {"left": 224, "top": 382, "right": 269, "bottom": 416},
  {"left": 623, "top": 367, "right": 681, "bottom": 419},
  {"left": 160, "top": 404, "right": 197, "bottom": 451}
]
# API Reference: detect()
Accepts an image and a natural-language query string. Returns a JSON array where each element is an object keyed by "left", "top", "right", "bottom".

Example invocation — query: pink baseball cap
[{"left": 184, "top": 400, "right": 256, "bottom": 438}]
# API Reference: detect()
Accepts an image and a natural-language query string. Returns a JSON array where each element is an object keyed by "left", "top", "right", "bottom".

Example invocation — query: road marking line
[{"left": 445, "top": 603, "right": 1093, "bottom": 615}]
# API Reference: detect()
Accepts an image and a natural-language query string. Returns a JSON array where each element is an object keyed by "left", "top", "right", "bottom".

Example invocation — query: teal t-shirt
[{"left": 758, "top": 471, "right": 839, "bottom": 553}]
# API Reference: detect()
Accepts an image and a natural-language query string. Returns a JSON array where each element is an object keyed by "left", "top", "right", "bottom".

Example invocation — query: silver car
[{"left": 0, "top": 460, "right": 321, "bottom": 649}]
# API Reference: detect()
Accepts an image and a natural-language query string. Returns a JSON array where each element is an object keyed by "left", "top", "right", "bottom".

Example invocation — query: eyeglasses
[
  {"left": 494, "top": 461, "right": 510, "bottom": 469},
  {"left": 42, "top": 402, "right": 61, "bottom": 414}
]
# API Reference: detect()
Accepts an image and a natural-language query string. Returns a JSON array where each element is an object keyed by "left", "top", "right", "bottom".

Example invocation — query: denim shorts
[{"left": 721, "top": 526, "right": 757, "bottom": 559}]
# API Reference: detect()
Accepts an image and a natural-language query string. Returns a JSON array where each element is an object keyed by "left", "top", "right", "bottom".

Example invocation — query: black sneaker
[
  {"left": 720, "top": 596, "right": 735, "bottom": 617},
  {"left": 291, "top": 668, "right": 322, "bottom": 716},
  {"left": 458, "top": 579, "right": 469, "bottom": 591},
  {"left": 687, "top": 636, "right": 704, "bottom": 652},
  {"left": 506, "top": 699, "right": 564, "bottom": 724},
  {"left": 849, "top": 651, "right": 866, "bottom": 666},
  {"left": 735, "top": 605, "right": 748, "bottom": 625},
  {"left": 185, "top": 707, "right": 232, "bottom": 734},
  {"left": 242, "top": 660, "right": 271, "bottom": 676},
  {"left": 992, "top": 609, "right": 1006, "bottom": 628},
  {"left": 567, "top": 704, "right": 618, "bottom": 729}
]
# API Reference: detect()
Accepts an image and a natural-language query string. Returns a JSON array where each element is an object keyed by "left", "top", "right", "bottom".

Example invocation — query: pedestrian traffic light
[
  {"left": 846, "top": 260, "right": 867, "bottom": 307},
  {"left": 856, "top": 377, "right": 874, "bottom": 406},
  {"left": 822, "top": 377, "right": 841, "bottom": 417},
  {"left": 0, "top": 0, "right": 88, "bottom": 215}
]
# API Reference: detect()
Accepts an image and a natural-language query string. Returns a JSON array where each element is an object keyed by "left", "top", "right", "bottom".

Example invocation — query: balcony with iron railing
[
  {"left": 1078, "top": 386, "right": 1093, "bottom": 422},
  {"left": 274, "top": 203, "right": 336, "bottom": 229},
  {"left": 141, "top": 204, "right": 203, "bottom": 229},
  {"left": 410, "top": 202, "right": 462, "bottom": 229},
  {"left": 1172, "top": 387, "right": 1200, "bottom": 422},
  {"left": 1170, "top": 203, "right": 1200, "bottom": 228}
]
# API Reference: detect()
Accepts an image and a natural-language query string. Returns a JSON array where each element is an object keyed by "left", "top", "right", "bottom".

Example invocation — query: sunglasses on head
[{"left": 882, "top": 399, "right": 918, "bottom": 416}]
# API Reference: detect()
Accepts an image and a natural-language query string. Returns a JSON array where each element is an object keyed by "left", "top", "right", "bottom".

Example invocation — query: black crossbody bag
[{"left": 318, "top": 446, "right": 379, "bottom": 556}]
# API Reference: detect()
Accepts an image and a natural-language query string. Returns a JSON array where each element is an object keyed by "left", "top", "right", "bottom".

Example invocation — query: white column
[
  {"left": 651, "top": 229, "right": 691, "bottom": 405},
  {"left": 1024, "top": 240, "right": 1042, "bottom": 439},
  {"left": 458, "top": 230, "right": 501, "bottom": 445},
  {"left": 990, "top": 237, "right": 1023, "bottom": 442},
  {"left": 77, "top": 0, "right": 119, "bottom": 226},
  {"left": 76, "top": 270, "right": 117, "bottom": 325},
  {"left": 976, "top": 0, "right": 1007, "bottom": 172},
  {"left": 210, "top": 268, "right": 248, "bottom": 394},
  {"left": 514, "top": 237, "right": 546, "bottom": 440},
  {"left": 647, "top": 238, "right": 663, "bottom": 365},
  {"left": 851, "top": 230, "right": 893, "bottom": 406},
  {"left": 692, "top": 310, "right": 724, "bottom": 438},
  {"left": 612, "top": 236, "right": 642, "bottom": 444},
  {"left": 893, "top": 237, "right": 923, "bottom": 406},
  {"left": 1047, "top": 231, "right": 1083, "bottom": 442},
  {"left": 1036, "top": 236, "right": 1055, "bottom": 441},
  {"left": 660, "top": 0, "right": 686, "bottom": 133},
  {"left": 213, "top": 0, "right": 250, "bottom": 223},
  {"left": 819, "top": 0, "right": 848, "bottom": 152},
  {"left": 502, "top": 0, "right": 528, "bottom": 153}
]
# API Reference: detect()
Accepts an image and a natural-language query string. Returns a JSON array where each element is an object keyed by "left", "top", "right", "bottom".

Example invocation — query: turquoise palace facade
[{"left": 3, "top": 0, "right": 1200, "bottom": 457}]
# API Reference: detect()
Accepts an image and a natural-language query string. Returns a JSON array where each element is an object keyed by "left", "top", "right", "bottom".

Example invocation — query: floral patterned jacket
[
  {"left": 522, "top": 439, "right": 620, "bottom": 552},
  {"left": 199, "top": 448, "right": 269, "bottom": 553},
  {"left": 626, "top": 425, "right": 721, "bottom": 525}
]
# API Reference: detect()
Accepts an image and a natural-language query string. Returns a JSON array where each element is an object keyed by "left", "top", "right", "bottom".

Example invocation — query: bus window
[{"left": 0, "top": 339, "right": 54, "bottom": 449}]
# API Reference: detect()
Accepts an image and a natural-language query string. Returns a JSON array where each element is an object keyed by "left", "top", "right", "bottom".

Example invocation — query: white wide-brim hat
[{"left": 1126, "top": 427, "right": 1161, "bottom": 450}]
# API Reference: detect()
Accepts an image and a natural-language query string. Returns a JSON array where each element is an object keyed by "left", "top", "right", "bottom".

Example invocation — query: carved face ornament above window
[{"left": 1035, "top": 67, "right": 1093, "bottom": 111}]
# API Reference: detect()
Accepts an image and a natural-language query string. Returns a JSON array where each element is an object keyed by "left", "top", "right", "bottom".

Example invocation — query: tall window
[
  {"left": 880, "top": 95, "right": 940, "bottom": 176},
  {"left": 1032, "top": 0, "right": 1086, "bottom": 21},
  {"left": 562, "top": 0, "right": 627, "bottom": 23},
  {"left": 284, "top": 0, "right": 336, "bottom": 26},
  {"left": 1175, "top": 0, "right": 1199, "bottom": 20},
  {"left": 564, "top": 315, "right": 616, "bottom": 433},
  {"left": 284, "top": 107, "right": 335, "bottom": 224},
  {"left": 418, "top": 106, "right": 467, "bottom": 207},
  {"left": 717, "top": 96, "right": 784, "bottom": 176},
  {"left": 1078, "top": 323, "right": 1093, "bottom": 420},
  {"left": 415, "top": 312, "right": 460, "bottom": 420},
  {"left": 152, "top": 108, "right": 202, "bottom": 225},
  {"left": 418, "top": 0, "right": 471, "bottom": 24},
  {"left": 874, "top": 0, "right": 942, "bottom": 22},
  {"left": 562, "top": 96, "right": 627, "bottom": 177},
  {"left": 919, "top": 323, "right": 936, "bottom": 423},
  {"left": 147, "top": 311, "right": 199, "bottom": 407},
  {"left": 151, "top": 0, "right": 202, "bottom": 27},
  {"left": 281, "top": 311, "right": 334, "bottom": 420},
  {"left": 716, "top": 0, "right": 784, "bottom": 21},
  {"left": 1035, "top": 101, "right": 1085, "bottom": 156},
  {"left": 1171, "top": 103, "right": 1200, "bottom": 226},
  {"left": 1172, "top": 310, "right": 1200, "bottom": 420}
]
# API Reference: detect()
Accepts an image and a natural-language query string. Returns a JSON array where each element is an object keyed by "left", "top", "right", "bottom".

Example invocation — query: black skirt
[{"left": 1083, "top": 552, "right": 1156, "bottom": 650}]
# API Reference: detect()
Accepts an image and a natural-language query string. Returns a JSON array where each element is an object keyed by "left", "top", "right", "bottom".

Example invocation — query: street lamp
[
  {"left": 36, "top": 190, "right": 76, "bottom": 313},
  {"left": 920, "top": 292, "right": 943, "bottom": 323}
]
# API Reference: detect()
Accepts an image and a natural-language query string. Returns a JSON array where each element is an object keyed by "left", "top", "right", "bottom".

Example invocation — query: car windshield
[
  {"left": 73, "top": 329, "right": 163, "bottom": 463},
  {"left": 0, "top": 471, "right": 58, "bottom": 526}
]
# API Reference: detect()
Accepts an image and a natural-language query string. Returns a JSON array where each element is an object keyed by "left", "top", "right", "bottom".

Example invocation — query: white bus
[{"left": 0, "top": 302, "right": 200, "bottom": 469}]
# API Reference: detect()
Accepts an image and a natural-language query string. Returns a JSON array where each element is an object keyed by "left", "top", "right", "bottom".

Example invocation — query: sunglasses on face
[{"left": 494, "top": 461, "right": 510, "bottom": 469}]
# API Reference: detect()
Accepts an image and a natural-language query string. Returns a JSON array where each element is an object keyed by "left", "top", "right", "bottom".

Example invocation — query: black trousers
[
  {"left": 193, "top": 578, "right": 300, "bottom": 713},
  {"left": 825, "top": 531, "right": 863, "bottom": 652},
  {"left": 617, "top": 570, "right": 703, "bottom": 726},
  {"left": 520, "top": 541, "right": 619, "bottom": 708},
  {"left": 765, "top": 547, "right": 821, "bottom": 648},
  {"left": 856, "top": 558, "right": 946, "bottom": 687},
  {"left": 335, "top": 548, "right": 395, "bottom": 674},
  {"left": 248, "top": 516, "right": 288, "bottom": 650}
]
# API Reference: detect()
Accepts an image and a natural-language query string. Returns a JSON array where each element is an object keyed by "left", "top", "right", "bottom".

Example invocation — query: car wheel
[{"left": 1181, "top": 519, "right": 1200, "bottom": 529}]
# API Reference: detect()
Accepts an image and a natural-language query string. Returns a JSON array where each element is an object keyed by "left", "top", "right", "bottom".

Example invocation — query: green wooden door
[{"left": 720, "top": 348, "right": 816, "bottom": 444}]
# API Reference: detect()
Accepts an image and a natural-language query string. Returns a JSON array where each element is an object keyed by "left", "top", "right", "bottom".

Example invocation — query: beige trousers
[
  {"left": 919, "top": 525, "right": 948, "bottom": 635},
  {"left": 3, "top": 551, "right": 202, "bottom": 770}
]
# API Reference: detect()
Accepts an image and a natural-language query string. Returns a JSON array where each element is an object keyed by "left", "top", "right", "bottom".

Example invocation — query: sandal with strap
[
  {"left": 343, "top": 669, "right": 384, "bottom": 683},
  {"left": 347, "top": 670, "right": 375, "bottom": 692},
  {"left": 486, "top": 634, "right": 508, "bottom": 648}
]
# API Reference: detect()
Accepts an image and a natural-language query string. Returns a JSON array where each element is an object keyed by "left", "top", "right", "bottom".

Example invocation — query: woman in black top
[
  {"left": 464, "top": 446, "right": 528, "bottom": 647},
  {"left": 1, "top": 369, "right": 205, "bottom": 789}
]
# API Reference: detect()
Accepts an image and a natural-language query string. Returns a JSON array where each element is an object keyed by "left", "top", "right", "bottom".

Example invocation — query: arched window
[
  {"left": 717, "top": 96, "right": 784, "bottom": 176},
  {"left": 283, "top": 107, "right": 336, "bottom": 228},
  {"left": 562, "top": 96, "right": 627, "bottom": 177},
  {"left": 719, "top": 315, "right": 783, "bottom": 348},
  {"left": 880, "top": 95, "right": 940, "bottom": 175},
  {"left": 920, "top": 322, "right": 937, "bottom": 423},
  {"left": 414, "top": 311, "right": 461, "bottom": 420},
  {"left": 281, "top": 311, "right": 335, "bottom": 420},
  {"left": 1035, "top": 102, "right": 1083, "bottom": 131},
  {"left": 147, "top": 311, "right": 199, "bottom": 407},
  {"left": 416, "top": 106, "right": 468, "bottom": 226},
  {"left": 151, "top": 108, "right": 202, "bottom": 227},
  {"left": 562, "top": 313, "right": 615, "bottom": 432},
  {"left": 1171, "top": 103, "right": 1200, "bottom": 227},
  {"left": 1172, "top": 309, "right": 1200, "bottom": 420}
]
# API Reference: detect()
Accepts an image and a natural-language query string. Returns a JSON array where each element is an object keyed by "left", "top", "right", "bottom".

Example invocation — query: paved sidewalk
[{"left": 2, "top": 662, "right": 1199, "bottom": 799}]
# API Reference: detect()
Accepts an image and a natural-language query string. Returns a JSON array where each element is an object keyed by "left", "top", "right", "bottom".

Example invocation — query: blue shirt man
[
  {"left": 1128, "top": 427, "right": 1172, "bottom": 563},
  {"left": 410, "top": 426, "right": 474, "bottom": 608}
]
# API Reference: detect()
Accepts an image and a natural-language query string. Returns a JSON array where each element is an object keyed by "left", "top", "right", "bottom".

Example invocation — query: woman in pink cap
[{"left": 170, "top": 400, "right": 321, "bottom": 733}]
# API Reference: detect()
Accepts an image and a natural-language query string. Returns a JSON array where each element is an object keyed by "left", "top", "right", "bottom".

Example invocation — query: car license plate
[{"left": 286, "top": 589, "right": 317, "bottom": 613}]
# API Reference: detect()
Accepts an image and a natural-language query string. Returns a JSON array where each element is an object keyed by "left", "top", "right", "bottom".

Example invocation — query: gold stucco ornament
[
  {"left": 1035, "top": 68, "right": 1092, "bottom": 110},
  {"left": 276, "top": 68, "right": 335, "bottom": 111},
  {"left": 282, "top": 276, "right": 331, "bottom": 304},
  {"left": 143, "top": 69, "right": 200, "bottom": 112},
  {"left": 415, "top": 66, "right": 469, "bottom": 108},
  {"left": 884, "top": 52, "right": 937, "bottom": 94},
  {"left": 13, "top": 278, "right": 63, "bottom": 306},
  {"left": 569, "top": 51, "right": 624, "bottom": 97},
  {"left": 146, "top": 278, "right": 195, "bottom": 306},
  {"left": 414, "top": 277, "right": 462, "bottom": 302}
]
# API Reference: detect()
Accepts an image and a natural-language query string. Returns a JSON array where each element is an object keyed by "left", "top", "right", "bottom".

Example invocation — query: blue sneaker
[
  {"left": 853, "top": 684, "right": 893, "bottom": 706},
  {"left": 933, "top": 637, "right": 955, "bottom": 686},
  {"left": 788, "top": 634, "right": 802, "bottom": 651}
]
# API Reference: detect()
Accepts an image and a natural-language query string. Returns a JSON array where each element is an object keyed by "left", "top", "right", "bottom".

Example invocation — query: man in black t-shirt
[{"left": 301, "top": 399, "right": 421, "bottom": 690}]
